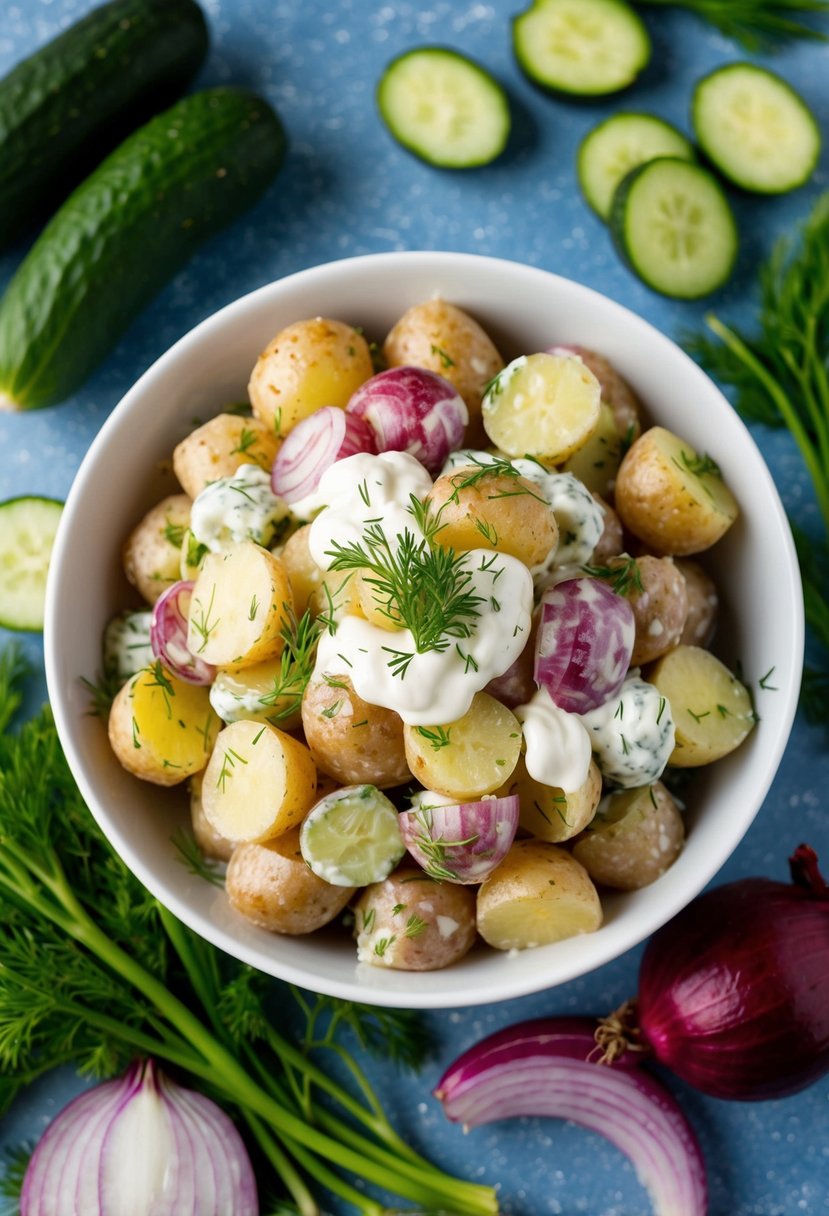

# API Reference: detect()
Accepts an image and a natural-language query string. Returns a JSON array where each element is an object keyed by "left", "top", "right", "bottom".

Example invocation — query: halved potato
[
  {"left": 404, "top": 692, "right": 522, "bottom": 800},
  {"left": 648, "top": 644, "right": 755, "bottom": 766},
  {"left": 482, "top": 353, "right": 601, "bottom": 463},
  {"left": 499, "top": 756, "right": 602, "bottom": 844},
  {"left": 187, "top": 542, "right": 293, "bottom": 669}
]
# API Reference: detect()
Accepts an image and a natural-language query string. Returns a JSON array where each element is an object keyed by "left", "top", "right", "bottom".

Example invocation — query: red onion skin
[
  {"left": 638, "top": 869, "right": 829, "bottom": 1100},
  {"left": 346, "top": 366, "right": 468, "bottom": 474},
  {"left": 271, "top": 406, "right": 376, "bottom": 502}
]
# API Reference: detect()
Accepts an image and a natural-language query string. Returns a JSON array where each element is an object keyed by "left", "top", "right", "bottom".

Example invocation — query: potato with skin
[
  {"left": 625, "top": 555, "right": 689, "bottom": 666},
  {"left": 553, "top": 345, "right": 642, "bottom": 441},
  {"left": 108, "top": 663, "right": 220, "bottom": 786},
  {"left": 426, "top": 465, "right": 558, "bottom": 567},
  {"left": 498, "top": 756, "right": 602, "bottom": 844},
  {"left": 383, "top": 298, "right": 504, "bottom": 442},
  {"left": 676, "top": 559, "right": 719, "bottom": 648},
  {"left": 590, "top": 493, "right": 625, "bottom": 564},
  {"left": 226, "top": 828, "right": 355, "bottom": 935},
  {"left": 404, "top": 693, "right": 522, "bottom": 801},
  {"left": 190, "top": 771, "right": 234, "bottom": 862},
  {"left": 123, "top": 493, "right": 191, "bottom": 606},
  {"left": 482, "top": 353, "right": 601, "bottom": 463},
  {"left": 560, "top": 404, "right": 629, "bottom": 498},
  {"left": 302, "top": 673, "right": 411, "bottom": 789},
  {"left": 248, "top": 317, "right": 373, "bottom": 438},
  {"left": 648, "top": 644, "right": 755, "bottom": 766},
  {"left": 477, "top": 839, "right": 602, "bottom": 951},
  {"left": 353, "top": 866, "right": 477, "bottom": 971},
  {"left": 280, "top": 524, "right": 324, "bottom": 616},
  {"left": 615, "top": 427, "right": 739, "bottom": 555},
  {"left": 187, "top": 542, "right": 293, "bottom": 670},
  {"left": 201, "top": 720, "right": 317, "bottom": 843},
  {"left": 173, "top": 414, "right": 280, "bottom": 498},
  {"left": 571, "top": 782, "right": 684, "bottom": 891}
]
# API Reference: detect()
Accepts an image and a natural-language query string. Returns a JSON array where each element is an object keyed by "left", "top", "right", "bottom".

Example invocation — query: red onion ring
[
  {"left": 271, "top": 406, "right": 376, "bottom": 503},
  {"left": 150, "top": 580, "right": 216, "bottom": 686}
]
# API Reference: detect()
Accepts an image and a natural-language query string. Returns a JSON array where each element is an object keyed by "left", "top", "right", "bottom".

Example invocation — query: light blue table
[{"left": 1, "top": 2, "right": 828, "bottom": 1212}]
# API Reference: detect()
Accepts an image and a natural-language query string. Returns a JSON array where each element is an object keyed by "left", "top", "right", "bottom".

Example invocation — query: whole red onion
[{"left": 637, "top": 845, "right": 829, "bottom": 1100}]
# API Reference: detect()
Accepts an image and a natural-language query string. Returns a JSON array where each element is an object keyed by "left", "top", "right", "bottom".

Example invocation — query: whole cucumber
[
  {"left": 0, "top": 88, "right": 286, "bottom": 411},
  {"left": 0, "top": 0, "right": 209, "bottom": 249}
]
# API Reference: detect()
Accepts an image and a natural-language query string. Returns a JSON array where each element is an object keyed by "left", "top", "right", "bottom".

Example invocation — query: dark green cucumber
[
  {"left": 0, "top": 0, "right": 209, "bottom": 249},
  {"left": 0, "top": 88, "right": 286, "bottom": 411}
]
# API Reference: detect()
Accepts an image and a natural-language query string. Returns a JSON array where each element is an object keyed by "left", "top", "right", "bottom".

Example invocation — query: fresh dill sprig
[
  {"left": 582, "top": 555, "right": 644, "bottom": 598},
  {"left": 0, "top": 1142, "right": 31, "bottom": 1209},
  {"left": 171, "top": 828, "right": 226, "bottom": 888},
  {"left": 258, "top": 606, "right": 321, "bottom": 720},
  {"left": 636, "top": 0, "right": 829, "bottom": 51}
]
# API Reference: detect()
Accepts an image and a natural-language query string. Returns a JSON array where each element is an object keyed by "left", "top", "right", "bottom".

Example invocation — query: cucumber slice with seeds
[
  {"left": 513, "top": 0, "right": 651, "bottom": 97},
  {"left": 578, "top": 113, "right": 695, "bottom": 221},
  {"left": 0, "top": 496, "right": 64, "bottom": 631},
  {"left": 692, "top": 63, "right": 820, "bottom": 195},
  {"left": 377, "top": 48, "right": 510, "bottom": 169},
  {"left": 300, "top": 784, "right": 405, "bottom": 887},
  {"left": 610, "top": 158, "right": 738, "bottom": 300}
]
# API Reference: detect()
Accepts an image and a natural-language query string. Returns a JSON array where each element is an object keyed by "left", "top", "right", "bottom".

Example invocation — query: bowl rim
[{"left": 45, "top": 250, "right": 804, "bottom": 1008}]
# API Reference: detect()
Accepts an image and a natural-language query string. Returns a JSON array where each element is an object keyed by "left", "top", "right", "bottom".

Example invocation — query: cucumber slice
[
  {"left": 578, "top": 113, "right": 695, "bottom": 221},
  {"left": 610, "top": 158, "right": 738, "bottom": 300},
  {"left": 0, "top": 496, "right": 64, "bottom": 631},
  {"left": 376, "top": 48, "right": 510, "bottom": 168},
  {"left": 692, "top": 63, "right": 820, "bottom": 194},
  {"left": 300, "top": 785, "right": 405, "bottom": 887},
  {"left": 513, "top": 0, "right": 651, "bottom": 97}
]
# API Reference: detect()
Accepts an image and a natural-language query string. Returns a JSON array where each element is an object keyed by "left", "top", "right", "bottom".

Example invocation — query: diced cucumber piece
[
  {"left": 513, "top": 0, "right": 651, "bottom": 97},
  {"left": 300, "top": 784, "right": 405, "bottom": 887},
  {"left": 610, "top": 158, "right": 738, "bottom": 300},
  {"left": 0, "top": 496, "right": 64, "bottom": 631},
  {"left": 578, "top": 112, "right": 696, "bottom": 221},
  {"left": 377, "top": 48, "right": 510, "bottom": 168},
  {"left": 693, "top": 63, "right": 820, "bottom": 194}
]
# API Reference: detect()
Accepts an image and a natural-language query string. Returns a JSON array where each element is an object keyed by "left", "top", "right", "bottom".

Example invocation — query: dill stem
[
  {"left": 705, "top": 314, "right": 829, "bottom": 535},
  {"left": 243, "top": 1111, "right": 321, "bottom": 1216}
]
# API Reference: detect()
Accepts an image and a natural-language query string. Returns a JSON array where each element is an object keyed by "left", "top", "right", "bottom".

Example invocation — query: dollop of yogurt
[
  {"left": 190, "top": 464, "right": 289, "bottom": 553},
  {"left": 581, "top": 675, "right": 676, "bottom": 788},
  {"left": 103, "top": 610, "right": 154, "bottom": 682},
  {"left": 515, "top": 686, "right": 593, "bottom": 792}
]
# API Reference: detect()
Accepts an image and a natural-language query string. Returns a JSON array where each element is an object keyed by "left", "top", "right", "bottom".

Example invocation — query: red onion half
[
  {"left": 150, "top": 580, "right": 216, "bottom": 686},
  {"left": 435, "top": 1018, "right": 707, "bottom": 1216},
  {"left": 346, "top": 366, "right": 468, "bottom": 474},
  {"left": 637, "top": 844, "right": 829, "bottom": 1100},
  {"left": 271, "top": 405, "right": 376, "bottom": 503},
  {"left": 21, "top": 1059, "right": 257, "bottom": 1216}
]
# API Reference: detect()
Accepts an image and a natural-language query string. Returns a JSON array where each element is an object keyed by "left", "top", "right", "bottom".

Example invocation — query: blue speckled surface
[{"left": 1, "top": 1, "right": 829, "bottom": 1212}]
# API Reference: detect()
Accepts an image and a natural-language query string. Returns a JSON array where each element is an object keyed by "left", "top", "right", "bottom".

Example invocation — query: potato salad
[{"left": 102, "top": 300, "right": 754, "bottom": 971}]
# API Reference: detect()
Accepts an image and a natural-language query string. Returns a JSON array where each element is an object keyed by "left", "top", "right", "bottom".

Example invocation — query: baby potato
[
  {"left": 590, "top": 493, "right": 625, "bottom": 564},
  {"left": 404, "top": 693, "right": 522, "bottom": 801},
  {"left": 482, "top": 353, "right": 601, "bottom": 463},
  {"left": 173, "top": 414, "right": 280, "bottom": 499},
  {"left": 426, "top": 466, "right": 558, "bottom": 567},
  {"left": 123, "top": 493, "right": 191, "bottom": 605},
  {"left": 676, "top": 559, "right": 719, "bottom": 648},
  {"left": 648, "top": 644, "right": 755, "bottom": 766},
  {"left": 557, "top": 346, "right": 642, "bottom": 441},
  {"left": 560, "top": 404, "right": 628, "bottom": 498},
  {"left": 626, "top": 555, "right": 689, "bottom": 666},
  {"left": 302, "top": 674, "right": 411, "bottom": 789},
  {"left": 190, "top": 771, "right": 234, "bottom": 862},
  {"left": 108, "top": 663, "right": 220, "bottom": 786},
  {"left": 499, "top": 756, "right": 602, "bottom": 844},
  {"left": 187, "top": 542, "right": 293, "bottom": 669},
  {"left": 477, "top": 839, "right": 602, "bottom": 951},
  {"left": 209, "top": 654, "right": 303, "bottom": 732},
  {"left": 353, "top": 866, "right": 477, "bottom": 971},
  {"left": 280, "top": 524, "right": 324, "bottom": 616},
  {"left": 615, "top": 427, "right": 739, "bottom": 555},
  {"left": 383, "top": 298, "right": 504, "bottom": 442},
  {"left": 248, "top": 317, "right": 373, "bottom": 438},
  {"left": 226, "top": 828, "right": 355, "bottom": 935},
  {"left": 571, "top": 782, "right": 684, "bottom": 891},
  {"left": 201, "top": 720, "right": 317, "bottom": 843}
]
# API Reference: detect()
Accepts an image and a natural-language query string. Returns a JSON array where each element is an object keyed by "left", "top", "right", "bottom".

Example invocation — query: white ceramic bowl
[{"left": 45, "top": 252, "right": 803, "bottom": 1008}]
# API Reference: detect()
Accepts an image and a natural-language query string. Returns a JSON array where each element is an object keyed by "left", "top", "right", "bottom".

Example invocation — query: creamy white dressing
[
  {"left": 209, "top": 670, "right": 278, "bottom": 725},
  {"left": 103, "top": 611, "right": 154, "bottom": 682},
  {"left": 515, "top": 686, "right": 593, "bottom": 792},
  {"left": 190, "top": 464, "right": 289, "bottom": 553},
  {"left": 581, "top": 676, "right": 676, "bottom": 788},
  {"left": 314, "top": 548, "right": 532, "bottom": 726}
]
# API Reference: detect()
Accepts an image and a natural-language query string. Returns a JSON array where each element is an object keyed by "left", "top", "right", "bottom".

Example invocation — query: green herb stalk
[
  {"left": 635, "top": 0, "right": 829, "bottom": 51},
  {"left": 687, "top": 192, "right": 829, "bottom": 722},
  {"left": 0, "top": 650, "right": 497, "bottom": 1216}
]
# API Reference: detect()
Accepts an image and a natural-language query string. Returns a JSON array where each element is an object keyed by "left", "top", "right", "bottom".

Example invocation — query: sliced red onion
[
  {"left": 637, "top": 844, "right": 829, "bottom": 1100},
  {"left": 534, "top": 577, "right": 634, "bottom": 714},
  {"left": 435, "top": 1018, "right": 707, "bottom": 1216},
  {"left": 271, "top": 405, "right": 376, "bottom": 503},
  {"left": 150, "top": 580, "right": 216, "bottom": 686},
  {"left": 399, "top": 795, "right": 519, "bottom": 883},
  {"left": 346, "top": 366, "right": 468, "bottom": 475},
  {"left": 21, "top": 1059, "right": 257, "bottom": 1216}
]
